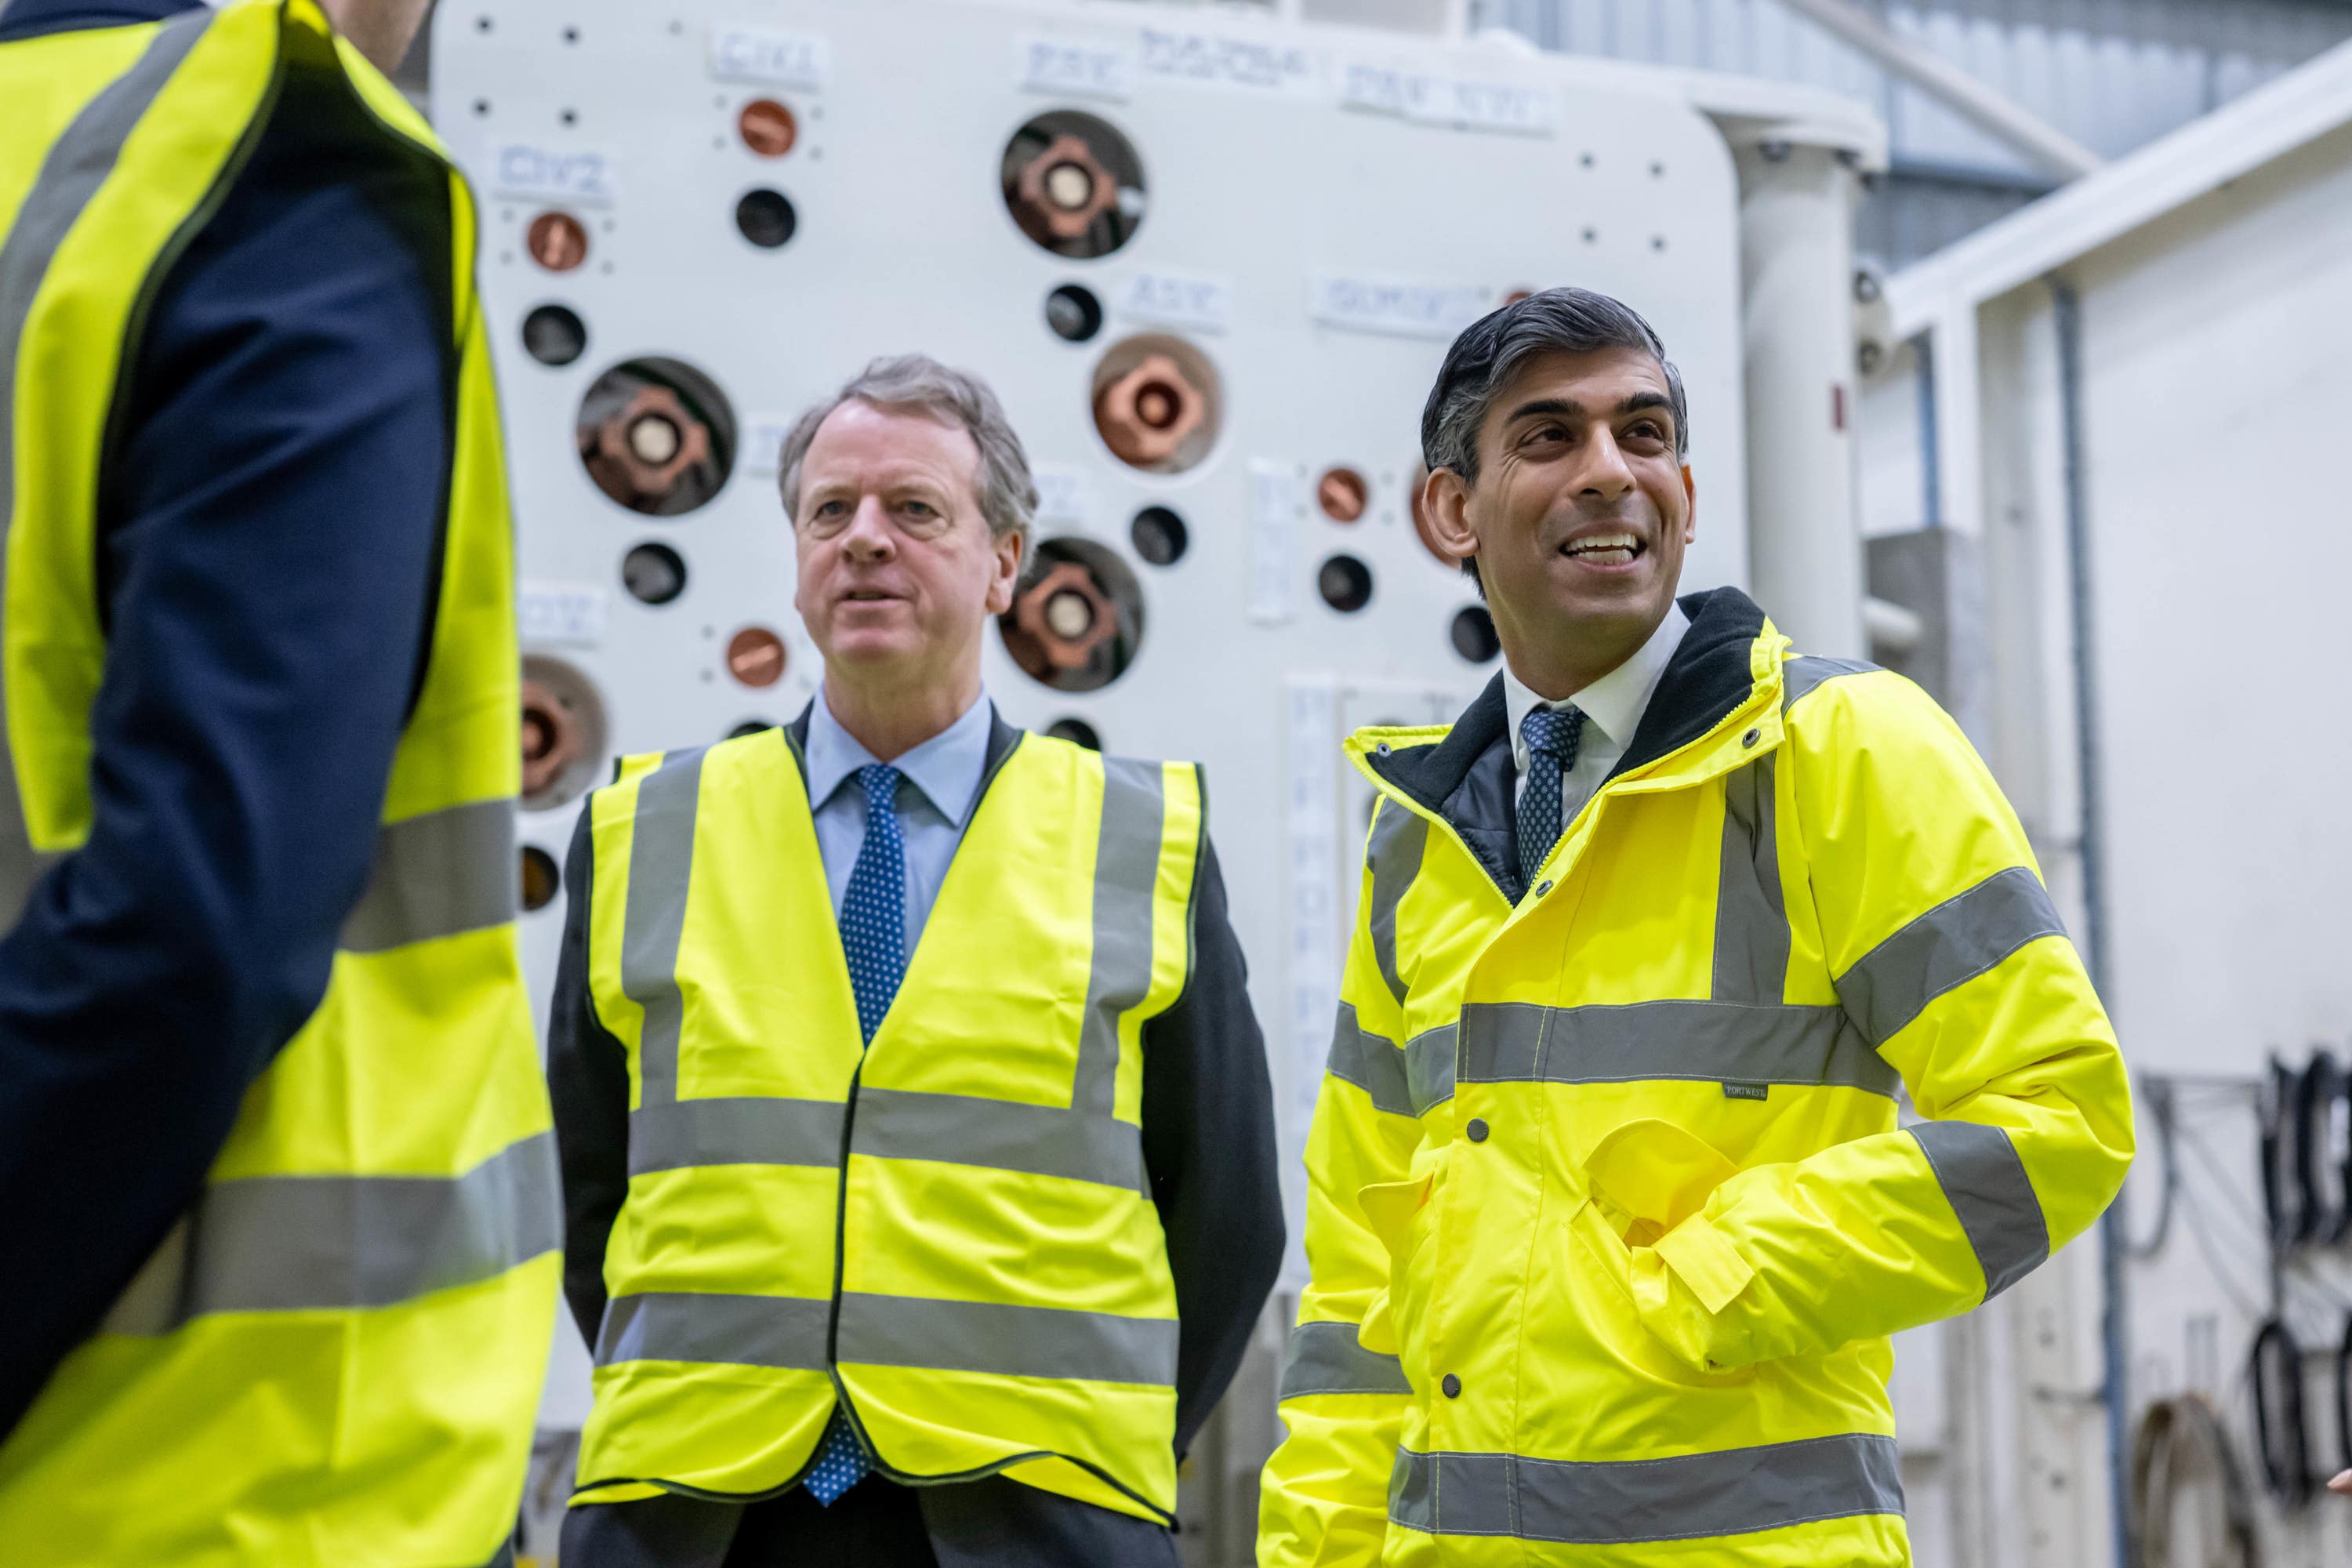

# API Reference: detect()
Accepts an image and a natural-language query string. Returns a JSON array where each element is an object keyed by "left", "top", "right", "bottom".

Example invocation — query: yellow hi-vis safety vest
[
  {"left": 1260, "top": 591, "right": 2133, "bottom": 1567},
  {"left": 571, "top": 724, "right": 1203, "bottom": 1524},
  {"left": 0, "top": 5, "right": 559, "bottom": 1563}
]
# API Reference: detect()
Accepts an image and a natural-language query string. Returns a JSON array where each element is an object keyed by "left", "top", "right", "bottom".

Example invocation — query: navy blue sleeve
[
  {"left": 547, "top": 804, "right": 632, "bottom": 1352},
  {"left": 1140, "top": 837, "right": 1286, "bottom": 1460},
  {"left": 0, "top": 53, "right": 454, "bottom": 1436}
]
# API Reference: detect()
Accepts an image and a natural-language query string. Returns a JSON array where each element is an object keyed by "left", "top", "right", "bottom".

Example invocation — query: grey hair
[
  {"left": 1421, "top": 286, "right": 1687, "bottom": 481},
  {"left": 778, "top": 354, "right": 1039, "bottom": 543}
]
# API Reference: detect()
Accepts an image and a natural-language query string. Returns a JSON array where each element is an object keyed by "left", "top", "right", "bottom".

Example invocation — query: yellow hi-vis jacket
[
  {"left": 0, "top": 5, "right": 558, "bottom": 1563},
  {"left": 570, "top": 724, "right": 1205, "bottom": 1523},
  {"left": 1259, "top": 588, "right": 2132, "bottom": 1567}
]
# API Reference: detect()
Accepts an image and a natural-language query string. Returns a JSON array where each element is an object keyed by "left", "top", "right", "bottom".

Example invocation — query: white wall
[{"left": 1868, "top": 109, "right": 2352, "bottom": 1567}]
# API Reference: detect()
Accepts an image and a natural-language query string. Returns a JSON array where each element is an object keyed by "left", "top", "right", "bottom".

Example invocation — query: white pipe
[
  {"left": 1737, "top": 143, "right": 1867, "bottom": 661},
  {"left": 1777, "top": 0, "right": 2103, "bottom": 181},
  {"left": 1864, "top": 596, "right": 1926, "bottom": 655}
]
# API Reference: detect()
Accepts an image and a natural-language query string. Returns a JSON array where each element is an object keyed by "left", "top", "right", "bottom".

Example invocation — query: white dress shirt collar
[
  {"left": 1503, "top": 602, "right": 1691, "bottom": 774},
  {"left": 805, "top": 685, "right": 993, "bottom": 826}
]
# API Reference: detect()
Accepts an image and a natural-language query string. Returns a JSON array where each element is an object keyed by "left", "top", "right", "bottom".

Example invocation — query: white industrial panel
[{"left": 436, "top": 0, "right": 1755, "bottom": 1428}]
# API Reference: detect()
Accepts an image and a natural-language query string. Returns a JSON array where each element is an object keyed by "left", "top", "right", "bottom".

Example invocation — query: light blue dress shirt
[{"left": 804, "top": 687, "right": 994, "bottom": 942}]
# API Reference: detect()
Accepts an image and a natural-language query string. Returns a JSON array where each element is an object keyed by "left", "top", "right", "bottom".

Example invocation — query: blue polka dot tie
[
  {"left": 804, "top": 763, "right": 906, "bottom": 1505},
  {"left": 1517, "top": 706, "right": 1586, "bottom": 895}
]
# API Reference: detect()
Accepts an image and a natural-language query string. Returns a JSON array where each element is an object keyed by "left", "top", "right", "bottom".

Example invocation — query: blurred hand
[{"left": 2330, "top": 1470, "right": 2352, "bottom": 1496}]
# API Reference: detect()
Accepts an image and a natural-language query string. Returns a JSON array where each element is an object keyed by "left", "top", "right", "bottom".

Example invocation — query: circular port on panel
[
  {"left": 738, "top": 98, "right": 797, "bottom": 157},
  {"left": 576, "top": 358, "right": 735, "bottom": 517},
  {"left": 1000, "top": 537, "right": 1143, "bottom": 694},
  {"left": 1001, "top": 111, "right": 1145, "bottom": 260},
  {"left": 1045, "top": 283, "right": 1104, "bottom": 343},
  {"left": 726, "top": 626, "right": 787, "bottom": 688},
  {"left": 1502, "top": 285, "right": 1535, "bottom": 306},
  {"left": 1091, "top": 335, "right": 1221, "bottom": 475},
  {"left": 521, "top": 303, "right": 586, "bottom": 367},
  {"left": 728, "top": 718, "right": 776, "bottom": 739},
  {"left": 527, "top": 210, "right": 589, "bottom": 272},
  {"left": 735, "top": 188, "right": 797, "bottom": 249},
  {"left": 520, "top": 845, "right": 561, "bottom": 913},
  {"left": 621, "top": 541, "right": 688, "bottom": 606},
  {"left": 521, "top": 655, "right": 609, "bottom": 811},
  {"left": 1450, "top": 606, "right": 1501, "bottom": 664},
  {"left": 1045, "top": 717, "right": 1102, "bottom": 751},
  {"left": 1319, "top": 554, "right": 1374, "bottom": 614},
  {"left": 1129, "top": 505, "right": 1187, "bottom": 567},
  {"left": 1318, "top": 466, "right": 1368, "bottom": 523}
]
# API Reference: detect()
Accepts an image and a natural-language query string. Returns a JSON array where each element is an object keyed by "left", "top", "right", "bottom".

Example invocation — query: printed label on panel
[
  {"left": 1138, "top": 26, "right": 1324, "bottom": 100},
  {"left": 491, "top": 143, "right": 619, "bottom": 207},
  {"left": 1115, "top": 270, "right": 1235, "bottom": 335},
  {"left": 1018, "top": 34, "right": 1133, "bottom": 100},
  {"left": 1308, "top": 273, "right": 1490, "bottom": 339},
  {"left": 709, "top": 25, "right": 830, "bottom": 90}
]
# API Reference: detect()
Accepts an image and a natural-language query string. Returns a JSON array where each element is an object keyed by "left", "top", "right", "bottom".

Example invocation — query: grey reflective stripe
[
  {"left": 855, "top": 1086, "right": 1147, "bottom": 1193},
  {"left": 837, "top": 1292, "right": 1178, "bottom": 1387},
  {"left": 1780, "top": 655, "right": 1877, "bottom": 713},
  {"left": 1910, "top": 1120, "right": 2049, "bottom": 1299},
  {"left": 1279, "top": 1319, "right": 1411, "bottom": 1400},
  {"left": 1712, "top": 757, "right": 1788, "bottom": 1004},
  {"left": 595, "top": 1290, "right": 829, "bottom": 1370},
  {"left": 1327, "top": 1009, "right": 1457, "bottom": 1116},
  {"left": 339, "top": 797, "right": 518, "bottom": 953},
  {"left": 628, "top": 1096, "right": 844, "bottom": 1175},
  {"left": 1326, "top": 1004, "right": 1413, "bottom": 1116},
  {"left": 1405, "top": 1024, "right": 1458, "bottom": 1112},
  {"left": 1456, "top": 999, "right": 1897, "bottom": 1097},
  {"left": 0, "top": 9, "right": 216, "bottom": 927},
  {"left": 1070, "top": 757, "right": 1167, "bottom": 1118},
  {"left": 104, "top": 1130, "right": 561, "bottom": 1336},
  {"left": 621, "top": 749, "right": 706, "bottom": 1108},
  {"left": 1835, "top": 866, "right": 2067, "bottom": 1047},
  {"left": 1389, "top": 1432, "right": 1904, "bottom": 1544},
  {"left": 1364, "top": 800, "right": 1428, "bottom": 1007}
]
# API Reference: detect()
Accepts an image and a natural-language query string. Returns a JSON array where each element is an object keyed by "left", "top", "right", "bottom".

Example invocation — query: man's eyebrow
[
  {"left": 1504, "top": 397, "right": 1584, "bottom": 424},
  {"left": 1618, "top": 391, "right": 1675, "bottom": 422}
]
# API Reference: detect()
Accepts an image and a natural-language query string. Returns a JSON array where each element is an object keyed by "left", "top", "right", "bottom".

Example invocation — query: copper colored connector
[
  {"left": 1318, "top": 467, "right": 1368, "bottom": 523},
  {"left": 726, "top": 626, "right": 786, "bottom": 688},
  {"left": 1501, "top": 286, "right": 1534, "bottom": 306},
  {"left": 739, "top": 99, "right": 797, "bottom": 158},
  {"left": 1012, "top": 562, "right": 1116, "bottom": 672},
  {"left": 585, "top": 385, "right": 711, "bottom": 509},
  {"left": 1014, "top": 134, "right": 1120, "bottom": 241},
  {"left": 1094, "top": 354, "right": 1204, "bottom": 467},
  {"left": 521, "top": 678, "right": 579, "bottom": 797},
  {"left": 527, "top": 210, "right": 589, "bottom": 273}
]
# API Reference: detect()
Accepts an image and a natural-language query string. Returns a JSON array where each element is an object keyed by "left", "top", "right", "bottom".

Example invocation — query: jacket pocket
[
  {"left": 1356, "top": 1158, "right": 1446, "bottom": 1376},
  {"left": 1570, "top": 1119, "right": 1759, "bottom": 1384}
]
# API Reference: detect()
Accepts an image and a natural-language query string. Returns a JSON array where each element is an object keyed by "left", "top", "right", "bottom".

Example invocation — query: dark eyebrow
[
  {"left": 1618, "top": 391, "right": 1674, "bottom": 423},
  {"left": 1504, "top": 397, "right": 1584, "bottom": 425}
]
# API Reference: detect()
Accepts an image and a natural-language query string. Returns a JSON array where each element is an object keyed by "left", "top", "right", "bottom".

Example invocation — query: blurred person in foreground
[
  {"left": 1258, "top": 287, "right": 2134, "bottom": 1566},
  {"left": 548, "top": 354, "right": 1284, "bottom": 1568},
  {"left": 0, "top": 0, "right": 559, "bottom": 1563}
]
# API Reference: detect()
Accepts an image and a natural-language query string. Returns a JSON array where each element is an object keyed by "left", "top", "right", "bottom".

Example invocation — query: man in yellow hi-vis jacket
[{"left": 1258, "top": 288, "right": 2132, "bottom": 1567}]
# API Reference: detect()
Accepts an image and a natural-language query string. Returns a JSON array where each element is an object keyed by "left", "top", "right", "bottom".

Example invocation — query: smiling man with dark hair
[{"left": 1258, "top": 287, "right": 2132, "bottom": 1567}]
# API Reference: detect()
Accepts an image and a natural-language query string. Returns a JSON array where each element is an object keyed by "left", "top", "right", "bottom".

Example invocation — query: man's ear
[
  {"left": 1681, "top": 463, "right": 1697, "bottom": 543},
  {"left": 1421, "top": 468, "right": 1479, "bottom": 564},
  {"left": 984, "top": 528, "right": 1025, "bottom": 617}
]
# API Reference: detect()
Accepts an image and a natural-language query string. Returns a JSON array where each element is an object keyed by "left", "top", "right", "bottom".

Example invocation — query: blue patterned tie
[
  {"left": 1517, "top": 706, "right": 1586, "bottom": 894},
  {"left": 805, "top": 764, "right": 906, "bottom": 1505}
]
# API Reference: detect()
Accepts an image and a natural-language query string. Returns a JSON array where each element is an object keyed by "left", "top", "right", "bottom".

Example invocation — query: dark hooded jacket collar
[{"left": 1364, "top": 586, "right": 1771, "bottom": 898}]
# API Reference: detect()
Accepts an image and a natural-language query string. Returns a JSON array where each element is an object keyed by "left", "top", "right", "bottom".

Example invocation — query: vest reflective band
[
  {"left": 0, "top": 6, "right": 558, "bottom": 1563},
  {"left": 574, "top": 728, "right": 1202, "bottom": 1524}
]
